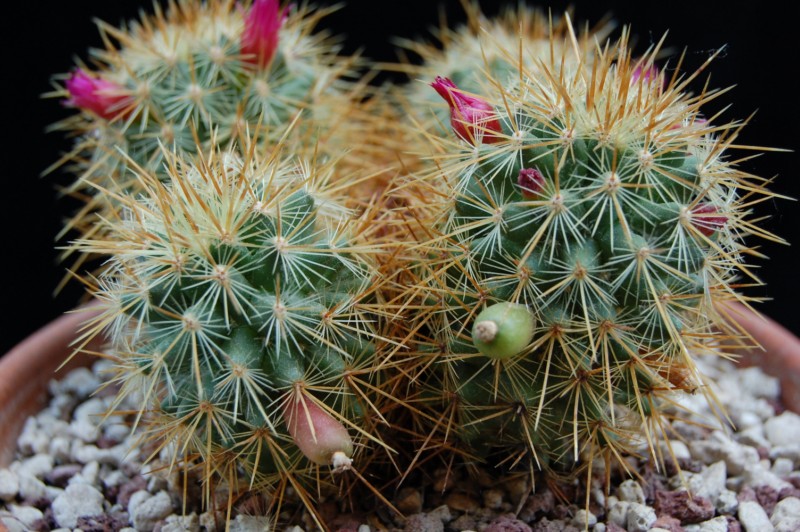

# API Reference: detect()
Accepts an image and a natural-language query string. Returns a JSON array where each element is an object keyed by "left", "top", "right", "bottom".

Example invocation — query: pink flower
[
  {"left": 241, "top": 0, "right": 287, "bottom": 69},
  {"left": 64, "top": 70, "right": 131, "bottom": 119},
  {"left": 431, "top": 76, "right": 503, "bottom": 145},
  {"left": 690, "top": 203, "right": 727, "bottom": 237},
  {"left": 631, "top": 62, "right": 665, "bottom": 93},
  {"left": 517, "top": 168, "right": 546, "bottom": 199}
]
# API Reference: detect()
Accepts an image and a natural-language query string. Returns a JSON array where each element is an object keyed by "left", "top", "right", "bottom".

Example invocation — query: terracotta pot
[
  {"left": 0, "top": 307, "right": 100, "bottom": 467},
  {"left": 721, "top": 302, "right": 800, "bottom": 412},
  {"left": 1, "top": 305, "right": 799, "bottom": 469}
]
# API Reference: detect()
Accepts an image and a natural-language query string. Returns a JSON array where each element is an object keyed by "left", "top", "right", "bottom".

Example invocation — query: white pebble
[
  {"left": 102, "top": 469, "right": 128, "bottom": 489},
  {"left": 737, "top": 425, "right": 770, "bottom": 448},
  {"left": 668, "top": 440, "right": 691, "bottom": 460},
  {"left": 37, "top": 416, "right": 71, "bottom": 439},
  {"left": 103, "top": 423, "right": 131, "bottom": 442},
  {"left": 69, "top": 419, "right": 100, "bottom": 443},
  {"left": 771, "top": 445, "right": 800, "bottom": 464},
  {"left": 130, "top": 490, "right": 174, "bottom": 531},
  {"left": 16, "top": 418, "right": 48, "bottom": 455},
  {"left": 428, "top": 504, "right": 452, "bottom": 523},
  {"left": 738, "top": 500, "right": 774, "bottom": 532},
  {"left": 625, "top": 502, "right": 656, "bottom": 532},
  {"left": 735, "top": 366, "right": 780, "bottom": 399},
  {"left": 738, "top": 411, "right": 765, "bottom": 430},
  {"left": 617, "top": 479, "right": 645, "bottom": 503},
  {"left": 765, "top": 411, "right": 800, "bottom": 447},
  {"left": 733, "top": 397, "right": 777, "bottom": 425},
  {"left": 73, "top": 397, "right": 105, "bottom": 422},
  {"left": 51, "top": 483, "right": 104, "bottom": 528},
  {"left": 571, "top": 509, "right": 597, "bottom": 528},
  {"left": 690, "top": 431, "right": 760, "bottom": 475},
  {"left": 17, "top": 472, "right": 48, "bottom": 501},
  {"left": 684, "top": 515, "right": 729, "bottom": 532},
  {"left": 46, "top": 394, "right": 76, "bottom": 420},
  {"left": 0, "top": 516, "right": 27, "bottom": 532},
  {"left": 0, "top": 469, "right": 19, "bottom": 501},
  {"left": 771, "top": 497, "right": 800, "bottom": 532},
  {"left": 14, "top": 453, "right": 54, "bottom": 480},
  {"left": 72, "top": 441, "right": 126, "bottom": 466},
  {"left": 161, "top": 512, "right": 200, "bottom": 532},
  {"left": 49, "top": 437, "right": 72, "bottom": 462},
  {"left": 50, "top": 367, "right": 99, "bottom": 397},
  {"left": 772, "top": 457, "right": 794, "bottom": 476},
  {"left": 45, "top": 485, "right": 65, "bottom": 501},
  {"left": 715, "top": 489, "right": 739, "bottom": 515},
  {"left": 742, "top": 462, "right": 792, "bottom": 491},
  {"left": 68, "top": 461, "right": 100, "bottom": 487},
  {"left": 739, "top": 367, "right": 781, "bottom": 400},
  {"left": 606, "top": 499, "right": 629, "bottom": 527},
  {"left": 697, "top": 461, "right": 727, "bottom": 501},
  {"left": 228, "top": 514, "right": 272, "bottom": 531},
  {"left": 147, "top": 474, "right": 168, "bottom": 493},
  {"left": 8, "top": 504, "right": 43, "bottom": 528}
]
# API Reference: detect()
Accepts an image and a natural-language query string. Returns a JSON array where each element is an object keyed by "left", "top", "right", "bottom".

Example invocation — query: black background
[{"left": 3, "top": 0, "right": 798, "bottom": 355}]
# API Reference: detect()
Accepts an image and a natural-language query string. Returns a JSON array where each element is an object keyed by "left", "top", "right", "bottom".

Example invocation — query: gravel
[{"left": 2, "top": 355, "right": 800, "bottom": 531}]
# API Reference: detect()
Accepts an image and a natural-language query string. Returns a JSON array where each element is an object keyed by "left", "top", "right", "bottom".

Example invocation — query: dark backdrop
[{"left": 3, "top": 0, "right": 798, "bottom": 355}]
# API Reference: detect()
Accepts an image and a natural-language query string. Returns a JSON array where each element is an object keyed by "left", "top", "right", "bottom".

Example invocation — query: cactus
[
  {"left": 50, "top": 0, "right": 374, "bottom": 274},
  {"left": 388, "top": 10, "right": 781, "bottom": 481},
  {"left": 43, "top": 1, "right": 787, "bottom": 526},
  {"left": 72, "top": 133, "right": 395, "bottom": 525}
]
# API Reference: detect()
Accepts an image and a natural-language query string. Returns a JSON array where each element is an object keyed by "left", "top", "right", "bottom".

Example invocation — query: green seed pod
[{"left": 472, "top": 302, "right": 536, "bottom": 359}]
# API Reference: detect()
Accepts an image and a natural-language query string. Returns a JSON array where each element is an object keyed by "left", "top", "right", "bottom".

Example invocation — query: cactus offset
[
  {"left": 50, "top": 0, "right": 373, "bottom": 273},
  {"left": 389, "top": 11, "right": 781, "bottom": 480},
  {"left": 73, "top": 134, "right": 395, "bottom": 525}
]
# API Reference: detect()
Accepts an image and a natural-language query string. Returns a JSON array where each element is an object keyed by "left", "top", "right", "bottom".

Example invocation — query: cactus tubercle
[{"left": 471, "top": 302, "right": 536, "bottom": 359}]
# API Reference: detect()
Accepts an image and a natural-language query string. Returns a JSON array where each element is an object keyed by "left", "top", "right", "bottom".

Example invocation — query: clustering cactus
[
  {"left": 387, "top": 13, "right": 778, "bottom": 481},
  {"left": 47, "top": 0, "right": 784, "bottom": 527}
]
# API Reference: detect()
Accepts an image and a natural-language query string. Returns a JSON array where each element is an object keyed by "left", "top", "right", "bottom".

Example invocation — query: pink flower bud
[
  {"left": 241, "top": 0, "right": 287, "bottom": 69},
  {"left": 431, "top": 76, "right": 503, "bottom": 145},
  {"left": 64, "top": 69, "right": 131, "bottom": 120},
  {"left": 283, "top": 393, "right": 353, "bottom": 467},
  {"left": 690, "top": 203, "right": 727, "bottom": 237},
  {"left": 517, "top": 168, "right": 546, "bottom": 199},
  {"left": 631, "top": 62, "right": 664, "bottom": 93}
]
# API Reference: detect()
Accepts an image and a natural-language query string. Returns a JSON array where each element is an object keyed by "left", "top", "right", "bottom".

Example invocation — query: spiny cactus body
[
  {"left": 75, "top": 137, "right": 392, "bottom": 523},
  {"left": 390, "top": 13, "right": 778, "bottom": 479}
]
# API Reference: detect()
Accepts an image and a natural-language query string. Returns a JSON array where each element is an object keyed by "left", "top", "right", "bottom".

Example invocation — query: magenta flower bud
[
  {"left": 241, "top": 0, "right": 287, "bottom": 69},
  {"left": 517, "top": 167, "right": 546, "bottom": 199},
  {"left": 64, "top": 69, "right": 131, "bottom": 120},
  {"left": 431, "top": 76, "right": 503, "bottom": 145},
  {"left": 690, "top": 203, "right": 727, "bottom": 237},
  {"left": 631, "top": 62, "right": 664, "bottom": 93}
]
